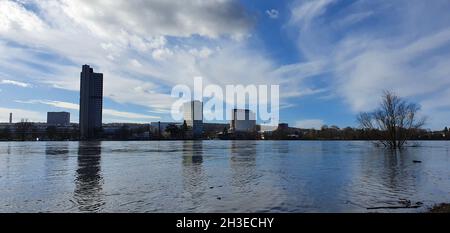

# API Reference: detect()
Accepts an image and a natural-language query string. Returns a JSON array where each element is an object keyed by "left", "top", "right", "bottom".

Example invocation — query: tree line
[{"left": 0, "top": 92, "right": 447, "bottom": 146}]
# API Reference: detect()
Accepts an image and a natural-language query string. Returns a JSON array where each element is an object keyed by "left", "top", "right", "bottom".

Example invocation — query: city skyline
[{"left": 1, "top": 0, "right": 450, "bottom": 130}]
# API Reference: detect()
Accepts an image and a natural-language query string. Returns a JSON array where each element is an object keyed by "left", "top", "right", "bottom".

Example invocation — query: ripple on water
[{"left": 0, "top": 141, "right": 449, "bottom": 212}]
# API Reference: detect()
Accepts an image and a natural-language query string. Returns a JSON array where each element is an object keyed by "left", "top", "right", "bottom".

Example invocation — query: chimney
[{"left": 9, "top": 113, "right": 12, "bottom": 124}]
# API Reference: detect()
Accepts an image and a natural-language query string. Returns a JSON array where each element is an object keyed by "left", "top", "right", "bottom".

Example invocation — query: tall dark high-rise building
[{"left": 79, "top": 65, "right": 103, "bottom": 140}]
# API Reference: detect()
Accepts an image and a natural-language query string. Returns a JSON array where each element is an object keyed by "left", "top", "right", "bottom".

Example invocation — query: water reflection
[
  {"left": 183, "top": 141, "right": 203, "bottom": 165},
  {"left": 359, "top": 148, "right": 419, "bottom": 207},
  {"left": 1, "top": 141, "right": 449, "bottom": 213},
  {"left": 182, "top": 141, "right": 205, "bottom": 207},
  {"left": 74, "top": 141, "right": 105, "bottom": 212},
  {"left": 287, "top": 141, "right": 360, "bottom": 212},
  {"left": 0, "top": 143, "right": 12, "bottom": 179},
  {"left": 273, "top": 141, "right": 290, "bottom": 154},
  {"left": 44, "top": 142, "right": 70, "bottom": 176},
  {"left": 45, "top": 142, "right": 69, "bottom": 156},
  {"left": 6, "top": 143, "right": 11, "bottom": 155},
  {"left": 380, "top": 150, "right": 417, "bottom": 193},
  {"left": 230, "top": 141, "right": 257, "bottom": 191}
]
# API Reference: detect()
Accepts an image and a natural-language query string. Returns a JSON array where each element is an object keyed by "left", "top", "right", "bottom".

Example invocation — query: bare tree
[
  {"left": 357, "top": 91, "right": 426, "bottom": 149},
  {"left": 15, "top": 118, "right": 33, "bottom": 141}
]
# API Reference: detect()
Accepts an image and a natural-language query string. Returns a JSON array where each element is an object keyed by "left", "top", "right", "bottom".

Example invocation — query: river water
[{"left": 0, "top": 140, "right": 449, "bottom": 213}]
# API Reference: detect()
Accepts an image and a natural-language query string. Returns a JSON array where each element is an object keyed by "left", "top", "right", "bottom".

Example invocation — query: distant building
[
  {"left": 183, "top": 100, "right": 203, "bottom": 138},
  {"left": 79, "top": 65, "right": 103, "bottom": 140},
  {"left": 47, "top": 112, "right": 70, "bottom": 126},
  {"left": 9, "top": 113, "right": 12, "bottom": 124},
  {"left": 278, "top": 123, "right": 289, "bottom": 130},
  {"left": 230, "top": 109, "right": 256, "bottom": 132}
]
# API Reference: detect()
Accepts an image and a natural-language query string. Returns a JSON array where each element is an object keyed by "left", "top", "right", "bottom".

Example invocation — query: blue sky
[{"left": 1, "top": 0, "right": 450, "bottom": 130}]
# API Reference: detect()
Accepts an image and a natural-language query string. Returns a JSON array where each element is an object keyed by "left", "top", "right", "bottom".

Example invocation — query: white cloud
[
  {"left": 189, "top": 47, "right": 213, "bottom": 58},
  {"left": 290, "top": 0, "right": 335, "bottom": 28},
  {"left": 0, "top": 107, "right": 45, "bottom": 123},
  {"left": 15, "top": 99, "right": 78, "bottom": 110},
  {"left": 0, "top": 79, "right": 31, "bottom": 87},
  {"left": 103, "top": 109, "right": 160, "bottom": 120},
  {"left": 59, "top": 0, "right": 252, "bottom": 39},
  {"left": 151, "top": 48, "right": 174, "bottom": 61},
  {"left": 333, "top": 28, "right": 450, "bottom": 112},
  {"left": 0, "top": 0, "right": 326, "bottom": 124},
  {"left": 0, "top": 1, "right": 280, "bottom": 114},
  {"left": 295, "top": 119, "right": 325, "bottom": 129},
  {"left": 288, "top": 0, "right": 450, "bottom": 129},
  {"left": 15, "top": 99, "right": 160, "bottom": 121},
  {"left": 0, "top": 1, "right": 45, "bottom": 32},
  {"left": 334, "top": 11, "right": 374, "bottom": 27},
  {"left": 284, "top": 88, "right": 327, "bottom": 98},
  {"left": 266, "top": 9, "right": 279, "bottom": 19}
]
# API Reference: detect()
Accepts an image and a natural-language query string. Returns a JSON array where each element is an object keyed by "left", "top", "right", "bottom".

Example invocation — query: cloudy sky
[{"left": 0, "top": 0, "right": 449, "bottom": 129}]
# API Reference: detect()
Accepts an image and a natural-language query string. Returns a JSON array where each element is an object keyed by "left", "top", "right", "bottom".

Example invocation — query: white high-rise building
[
  {"left": 183, "top": 100, "right": 203, "bottom": 138},
  {"left": 230, "top": 109, "right": 256, "bottom": 132}
]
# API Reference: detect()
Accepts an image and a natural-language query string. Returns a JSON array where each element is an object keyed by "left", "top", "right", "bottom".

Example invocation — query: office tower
[
  {"left": 183, "top": 100, "right": 203, "bottom": 138},
  {"left": 9, "top": 113, "right": 12, "bottom": 124},
  {"left": 230, "top": 109, "right": 256, "bottom": 132},
  {"left": 47, "top": 112, "right": 70, "bottom": 126},
  {"left": 79, "top": 65, "right": 103, "bottom": 140}
]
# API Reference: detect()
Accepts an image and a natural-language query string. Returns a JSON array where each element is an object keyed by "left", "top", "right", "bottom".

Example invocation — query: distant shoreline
[
  {"left": 1, "top": 139, "right": 449, "bottom": 142},
  {"left": 429, "top": 203, "right": 450, "bottom": 213}
]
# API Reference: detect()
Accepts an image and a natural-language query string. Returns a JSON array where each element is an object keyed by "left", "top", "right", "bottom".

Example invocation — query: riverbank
[
  {"left": 429, "top": 203, "right": 450, "bottom": 213},
  {"left": 1, "top": 139, "right": 450, "bottom": 142}
]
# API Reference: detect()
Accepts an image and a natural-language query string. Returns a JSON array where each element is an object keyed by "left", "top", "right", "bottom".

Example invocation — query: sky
[{"left": 0, "top": 0, "right": 450, "bottom": 130}]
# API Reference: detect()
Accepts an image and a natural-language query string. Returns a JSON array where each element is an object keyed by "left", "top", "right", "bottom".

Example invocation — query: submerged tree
[{"left": 357, "top": 91, "right": 426, "bottom": 149}]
